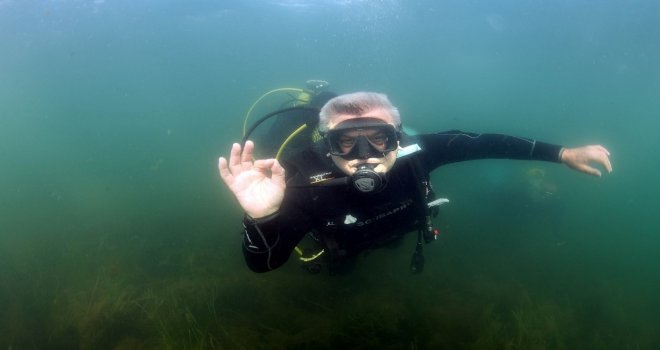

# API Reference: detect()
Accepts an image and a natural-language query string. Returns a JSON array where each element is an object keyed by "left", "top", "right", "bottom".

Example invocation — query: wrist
[
  {"left": 245, "top": 210, "right": 279, "bottom": 224},
  {"left": 558, "top": 147, "right": 567, "bottom": 163},
  {"left": 245, "top": 206, "right": 280, "bottom": 220}
]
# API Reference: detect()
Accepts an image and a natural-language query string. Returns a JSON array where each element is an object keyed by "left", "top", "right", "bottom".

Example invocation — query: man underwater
[{"left": 218, "top": 92, "right": 612, "bottom": 274}]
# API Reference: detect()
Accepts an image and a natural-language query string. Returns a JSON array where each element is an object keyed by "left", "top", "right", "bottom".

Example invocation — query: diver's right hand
[{"left": 218, "top": 140, "right": 286, "bottom": 219}]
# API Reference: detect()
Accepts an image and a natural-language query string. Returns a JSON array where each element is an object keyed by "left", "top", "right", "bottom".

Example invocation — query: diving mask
[{"left": 325, "top": 118, "right": 400, "bottom": 160}]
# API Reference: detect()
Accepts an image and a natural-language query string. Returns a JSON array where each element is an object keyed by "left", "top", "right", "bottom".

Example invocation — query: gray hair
[{"left": 318, "top": 92, "right": 401, "bottom": 133}]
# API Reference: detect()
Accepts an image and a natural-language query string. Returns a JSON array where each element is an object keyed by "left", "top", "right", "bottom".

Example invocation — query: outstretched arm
[
  {"left": 559, "top": 145, "right": 612, "bottom": 177},
  {"left": 419, "top": 132, "right": 613, "bottom": 178}
]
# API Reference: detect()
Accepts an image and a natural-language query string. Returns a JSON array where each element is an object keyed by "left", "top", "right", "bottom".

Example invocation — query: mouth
[
  {"left": 351, "top": 160, "right": 380, "bottom": 168},
  {"left": 350, "top": 162, "right": 388, "bottom": 176}
]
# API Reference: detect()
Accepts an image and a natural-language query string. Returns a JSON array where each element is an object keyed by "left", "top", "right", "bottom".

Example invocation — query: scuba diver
[{"left": 218, "top": 88, "right": 613, "bottom": 274}]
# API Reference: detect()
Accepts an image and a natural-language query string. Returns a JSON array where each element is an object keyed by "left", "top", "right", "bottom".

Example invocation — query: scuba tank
[{"left": 241, "top": 80, "right": 334, "bottom": 159}]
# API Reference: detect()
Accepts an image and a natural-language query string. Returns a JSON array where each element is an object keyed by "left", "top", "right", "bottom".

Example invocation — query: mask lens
[{"left": 326, "top": 123, "right": 398, "bottom": 158}]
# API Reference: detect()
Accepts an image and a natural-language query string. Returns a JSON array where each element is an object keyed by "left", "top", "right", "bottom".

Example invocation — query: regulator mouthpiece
[{"left": 351, "top": 164, "right": 386, "bottom": 193}]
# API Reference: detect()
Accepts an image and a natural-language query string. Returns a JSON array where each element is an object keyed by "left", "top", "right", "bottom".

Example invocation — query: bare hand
[
  {"left": 560, "top": 145, "right": 613, "bottom": 177},
  {"left": 218, "top": 141, "right": 286, "bottom": 218}
]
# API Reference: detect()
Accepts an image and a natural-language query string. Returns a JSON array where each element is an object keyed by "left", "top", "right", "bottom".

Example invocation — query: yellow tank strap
[
  {"left": 294, "top": 247, "right": 325, "bottom": 262},
  {"left": 275, "top": 124, "right": 308, "bottom": 160}
]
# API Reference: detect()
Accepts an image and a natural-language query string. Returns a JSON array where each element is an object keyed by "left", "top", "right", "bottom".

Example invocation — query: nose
[{"left": 356, "top": 136, "right": 372, "bottom": 159}]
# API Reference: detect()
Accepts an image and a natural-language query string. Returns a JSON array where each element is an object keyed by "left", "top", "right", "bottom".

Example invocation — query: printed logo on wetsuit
[
  {"left": 309, "top": 172, "right": 334, "bottom": 184},
  {"left": 344, "top": 199, "right": 414, "bottom": 227}
]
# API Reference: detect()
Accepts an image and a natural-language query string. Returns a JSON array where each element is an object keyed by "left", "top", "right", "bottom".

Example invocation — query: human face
[{"left": 326, "top": 109, "right": 399, "bottom": 175}]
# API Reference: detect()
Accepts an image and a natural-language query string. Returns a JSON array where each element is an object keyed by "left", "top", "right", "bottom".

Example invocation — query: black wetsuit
[{"left": 241, "top": 131, "right": 563, "bottom": 273}]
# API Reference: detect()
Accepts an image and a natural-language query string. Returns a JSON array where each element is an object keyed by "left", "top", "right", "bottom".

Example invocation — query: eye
[
  {"left": 369, "top": 133, "right": 388, "bottom": 146},
  {"left": 339, "top": 136, "right": 356, "bottom": 148}
]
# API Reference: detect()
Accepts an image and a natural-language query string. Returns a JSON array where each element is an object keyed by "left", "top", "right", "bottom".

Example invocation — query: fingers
[
  {"left": 251, "top": 159, "right": 286, "bottom": 188},
  {"left": 241, "top": 140, "right": 255, "bottom": 171},
  {"left": 595, "top": 145, "right": 613, "bottom": 173},
  {"left": 228, "top": 142, "right": 243, "bottom": 175},
  {"left": 603, "top": 158, "right": 613, "bottom": 173},
  {"left": 597, "top": 153, "right": 613, "bottom": 174},
  {"left": 586, "top": 145, "right": 612, "bottom": 174},
  {"left": 565, "top": 145, "right": 613, "bottom": 177},
  {"left": 595, "top": 145, "right": 610, "bottom": 156},
  {"left": 222, "top": 140, "right": 278, "bottom": 174},
  {"left": 578, "top": 163, "right": 602, "bottom": 177},
  {"left": 252, "top": 159, "right": 281, "bottom": 182},
  {"left": 252, "top": 159, "right": 275, "bottom": 172},
  {"left": 270, "top": 159, "right": 286, "bottom": 189},
  {"left": 218, "top": 156, "right": 233, "bottom": 186}
]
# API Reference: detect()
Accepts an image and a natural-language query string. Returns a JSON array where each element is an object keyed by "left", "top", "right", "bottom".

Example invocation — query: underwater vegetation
[{"left": 1, "top": 209, "right": 657, "bottom": 350}]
